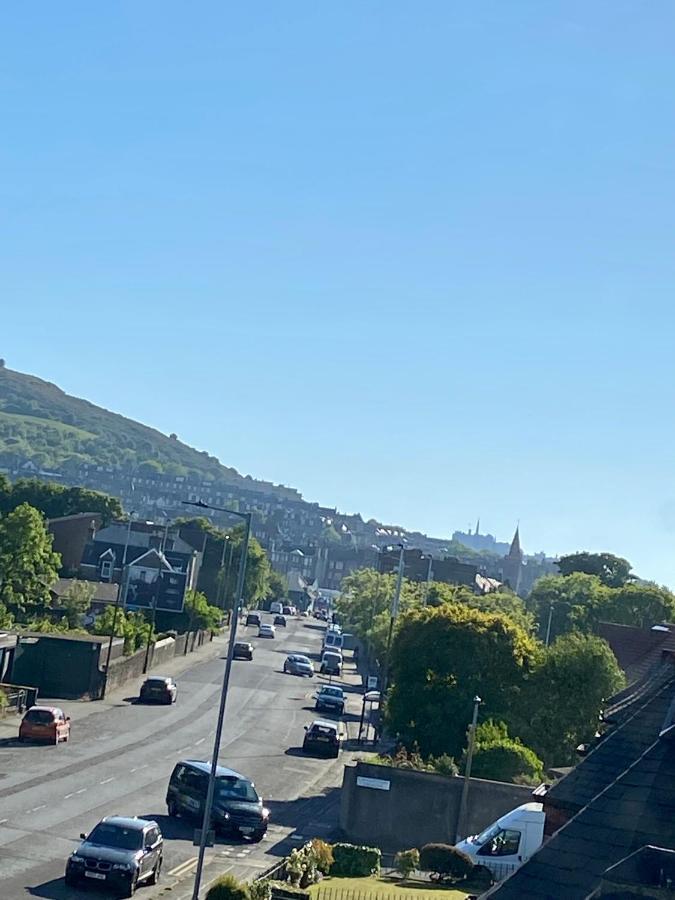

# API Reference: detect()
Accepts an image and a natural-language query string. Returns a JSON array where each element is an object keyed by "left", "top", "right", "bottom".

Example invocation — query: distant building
[
  {"left": 48, "top": 513, "right": 101, "bottom": 574},
  {"left": 377, "top": 547, "right": 478, "bottom": 590},
  {"left": 500, "top": 527, "right": 523, "bottom": 593},
  {"left": 452, "top": 519, "right": 510, "bottom": 556}
]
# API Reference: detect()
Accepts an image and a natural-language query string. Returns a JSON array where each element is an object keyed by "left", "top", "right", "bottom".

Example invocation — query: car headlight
[
  {"left": 69, "top": 854, "right": 85, "bottom": 864},
  {"left": 262, "top": 807, "right": 270, "bottom": 819},
  {"left": 112, "top": 862, "right": 136, "bottom": 871}
]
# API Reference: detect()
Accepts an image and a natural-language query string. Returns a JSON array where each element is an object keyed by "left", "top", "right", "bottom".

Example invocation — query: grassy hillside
[{"left": 0, "top": 366, "right": 290, "bottom": 494}]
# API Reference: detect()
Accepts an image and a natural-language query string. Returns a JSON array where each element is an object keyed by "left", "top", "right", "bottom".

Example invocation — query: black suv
[
  {"left": 65, "top": 816, "right": 162, "bottom": 896},
  {"left": 167, "top": 759, "right": 269, "bottom": 841}
]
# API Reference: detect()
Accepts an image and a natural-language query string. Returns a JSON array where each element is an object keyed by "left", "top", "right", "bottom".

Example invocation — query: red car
[{"left": 19, "top": 706, "right": 71, "bottom": 744}]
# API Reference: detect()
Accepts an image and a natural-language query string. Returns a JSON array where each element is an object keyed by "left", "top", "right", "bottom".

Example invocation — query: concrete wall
[{"left": 340, "top": 761, "right": 534, "bottom": 852}]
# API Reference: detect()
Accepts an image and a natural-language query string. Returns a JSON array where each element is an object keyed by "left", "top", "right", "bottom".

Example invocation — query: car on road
[
  {"left": 283, "top": 654, "right": 314, "bottom": 677},
  {"left": 65, "top": 815, "right": 163, "bottom": 896},
  {"left": 314, "top": 685, "right": 346, "bottom": 716},
  {"left": 303, "top": 719, "right": 342, "bottom": 758},
  {"left": 167, "top": 759, "right": 269, "bottom": 841},
  {"left": 258, "top": 623, "right": 275, "bottom": 638},
  {"left": 270, "top": 601, "right": 283, "bottom": 614},
  {"left": 320, "top": 650, "right": 343, "bottom": 676},
  {"left": 273, "top": 614, "right": 287, "bottom": 627},
  {"left": 282, "top": 605, "right": 295, "bottom": 616},
  {"left": 233, "top": 641, "right": 254, "bottom": 660},
  {"left": 19, "top": 706, "right": 70, "bottom": 744},
  {"left": 246, "top": 612, "right": 261, "bottom": 627},
  {"left": 139, "top": 676, "right": 177, "bottom": 705}
]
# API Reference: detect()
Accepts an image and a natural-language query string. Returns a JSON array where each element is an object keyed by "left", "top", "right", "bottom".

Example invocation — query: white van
[
  {"left": 455, "top": 803, "right": 545, "bottom": 880},
  {"left": 270, "top": 601, "right": 283, "bottom": 615},
  {"left": 323, "top": 631, "right": 344, "bottom": 652}
]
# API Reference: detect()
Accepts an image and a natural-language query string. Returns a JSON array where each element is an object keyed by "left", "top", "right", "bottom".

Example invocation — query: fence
[
  {"left": 311, "top": 887, "right": 444, "bottom": 900},
  {"left": 0, "top": 682, "right": 38, "bottom": 713}
]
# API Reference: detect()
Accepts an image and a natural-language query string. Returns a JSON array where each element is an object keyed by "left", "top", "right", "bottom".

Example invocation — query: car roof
[
  {"left": 27, "top": 705, "right": 61, "bottom": 713},
  {"left": 320, "top": 685, "right": 344, "bottom": 693},
  {"left": 310, "top": 719, "right": 339, "bottom": 730},
  {"left": 288, "top": 654, "right": 310, "bottom": 661},
  {"left": 100, "top": 816, "right": 153, "bottom": 831},
  {"left": 235, "top": 640, "right": 251, "bottom": 646},
  {"left": 180, "top": 759, "right": 250, "bottom": 781},
  {"left": 145, "top": 675, "right": 171, "bottom": 682}
]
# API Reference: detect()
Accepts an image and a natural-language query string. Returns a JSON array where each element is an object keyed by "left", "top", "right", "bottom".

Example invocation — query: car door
[
  {"left": 142, "top": 826, "right": 160, "bottom": 878},
  {"left": 184, "top": 767, "right": 208, "bottom": 818}
]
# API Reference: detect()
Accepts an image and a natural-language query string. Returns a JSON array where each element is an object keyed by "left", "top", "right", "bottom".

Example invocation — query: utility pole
[
  {"left": 545, "top": 602, "right": 554, "bottom": 647},
  {"left": 455, "top": 696, "right": 482, "bottom": 843},
  {"left": 142, "top": 569, "right": 162, "bottom": 674},
  {"left": 101, "top": 512, "right": 135, "bottom": 699}
]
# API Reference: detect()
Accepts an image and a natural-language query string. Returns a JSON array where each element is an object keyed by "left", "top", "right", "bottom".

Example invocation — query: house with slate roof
[{"left": 484, "top": 657, "right": 675, "bottom": 898}]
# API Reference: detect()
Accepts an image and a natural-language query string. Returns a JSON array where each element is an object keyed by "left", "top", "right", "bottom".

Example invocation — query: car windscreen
[
  {"left": 293, "top": 656, "right": 311, "bottom": 664},
  {"left": 321, "top": 687, "right": 343, "bottom": 697},
  {"left": 215, "top": 776, "right": 259, "bottom": 803},
  {"left": 25, "top": 709, "right": 54, "bottom": 724},
  {"left": 310, "top": 725, "right": 336, "bottom": 737},
  {"left": 88, "top": 823, "right": 144, "bottom": 850}
]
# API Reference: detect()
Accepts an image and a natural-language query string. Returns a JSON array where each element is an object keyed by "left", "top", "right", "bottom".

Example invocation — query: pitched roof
[
  {"left": 487, "top": 666, "right": 675, "bottom": 899},
  {"left": 597, "top": 620, "right": 675, "bottom": 684},
  {"left": 50, "top": 578, "right": 119, "bottom": 605},
  {"left": 127, "top": 548, "right": 174, "bottom": 571},
  {"left": 508, "top": 526, "right": 521, "bottom": 559}
]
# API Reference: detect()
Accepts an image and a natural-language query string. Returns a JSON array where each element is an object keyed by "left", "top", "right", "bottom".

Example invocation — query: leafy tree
[
  {"left": 577, "top": 581, "right": 675, "bottom": 631},
  {"left": 517, "top": 632, "right": 625, "bottom": 766},
  {"left": 91, "top": 605, "right": 151, "bottom": 654},
  {"left": 267, "top": 570, "right": 287, "bottom": 603},
  {"left": 465, "top": 590, "right": 535, "bottom": 634},
  {"left": 387, "top": 604, "right": 537, "bottom": 757},
  {"left": 528, "top": 573, "right": 606, "bottom": 642},
  {"left": 156, "top": 589, "right": 221, "bottom": 634},
  {"left": 466, "top": 720, "right": 544, "bottom": 784},
  {"left": 0, "top": 503, "right": 61, "bottom": 618},
  {"left": 557, "top": 552, "right": 633, "bottom": 588},
  {"left": 205, "top": 873, "right": 249, "bottom": 900},
  {"left": 0, "top": 478, "right": 122, "bottom": 524},
  {"left": 58, "top": 580, "right": 95, "bottom": 628},
  {"left": 0, "top": 602, "right": 12, "bottom": 628}
]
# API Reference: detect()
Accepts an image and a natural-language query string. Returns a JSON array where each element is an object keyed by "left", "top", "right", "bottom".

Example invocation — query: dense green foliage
[
  {"left": 56, "top": 580, "right": 95, "bottom": 628},
  {"left": 0, "top": 503, "right": 61, "bottom": 618},
  {"left": 330, "top": 844, "right": 381, "bottom": 877},
  {"left": 91, "top": 605, "right": 152, "bottom": 655},
  {"left": 387, "top": 604, "right": 537, "bottom": 757},
  {"left": 0, "top": 367, "right": 296, "bottom": 496},
  {"left": 557, "top": 551, "right": 633, "bottom": 587},
  {"left": 529, "top": 572, "right": 675, "bottom": 642},
  {"left": 418, "top": 844, "right": 473, "bottom": 883},
  {"left": 0, "top": 476, "right": 122, "bottom": 524},
  {"left": 155, "top": 589, "right": 222, "bottom": 634},
  {"left": 466, "top": 720, "right": 544, "bottom": 784},
  {"left": 516, "top": 632, "right": 625, "bottom": 766}
]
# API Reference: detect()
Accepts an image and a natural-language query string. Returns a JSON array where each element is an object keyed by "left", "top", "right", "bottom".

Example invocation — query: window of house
[{"left": 101, "top": 560, "right": 113, "bottom": 579}]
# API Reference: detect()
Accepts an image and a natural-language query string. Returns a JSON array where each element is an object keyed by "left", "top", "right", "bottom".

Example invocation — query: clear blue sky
[{"left": 3, "top": 3, "right": 675, "bottom": 584}]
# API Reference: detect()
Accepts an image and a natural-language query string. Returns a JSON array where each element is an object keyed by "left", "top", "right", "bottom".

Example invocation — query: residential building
[
  {"left": 377, "top": 547, "right": 479, "bottom": 590},
  {"left": 47, "top": 513, "right": 101, "bottom": 574},
  {"left": 453, "top": 519, "right": 511, "bottom": 555}
]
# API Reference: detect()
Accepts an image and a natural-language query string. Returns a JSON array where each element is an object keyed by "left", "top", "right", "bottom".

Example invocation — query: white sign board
[
  {"left": 357, "top": 776, "right": 391, "bottom": 791},
  {"left": 367, "top": 676, "right": 378, "bottom": 690}
]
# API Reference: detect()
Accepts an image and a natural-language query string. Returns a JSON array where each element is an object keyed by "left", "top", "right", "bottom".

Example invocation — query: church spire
[
  {"left": 508, "top": 525, "right": 522, "bottom": 559},
  {"left": 475, "top": 517, "right": 480, "bottom": 536}
]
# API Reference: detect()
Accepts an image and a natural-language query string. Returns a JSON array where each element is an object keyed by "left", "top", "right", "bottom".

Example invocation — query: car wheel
[
  {"left": 123, "top": 874, "right": 138, "bottom": 897},
  {"left": 64, "top": 871, "right": 79, "bottom": 888},
  {"left": 332, "top": 749, "right": 340, "bottom": 758},
  {"left": 252, "top": 829, "right": 266, "bottom": 842},
  {"left": 167, "top": 799, "right": 178, "bottom": 817},
  {"left": 148, "top": 856, "right": 162, "bottom": 885}
]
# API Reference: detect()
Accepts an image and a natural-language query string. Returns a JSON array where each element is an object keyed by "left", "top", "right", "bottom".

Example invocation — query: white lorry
[{"left": 455, "top": 802, "right": 545, "bottom": 880}]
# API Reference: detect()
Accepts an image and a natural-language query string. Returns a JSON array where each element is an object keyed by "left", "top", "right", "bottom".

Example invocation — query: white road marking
[
  {"left": 75, "top": 788, "right": 86, "bottom": 795},
  {"left": 100, "top": 777, "right": 115, "bottom": 784},
  {"left": 178, "top": 746, "right": 191, "bottom": 753},
  {"left": 168, "top": 857, "right": 198, "bottom": 878},
  {"left": 130, "top": 765, "right": 148, "bottom": 773},
  {"left": 31, "top": 805, "right": 46, "bottom": 812},
  {"left": 64, "top": 793, "right": 75, "bottom": 800},
  {"left": 194, "top": 737, "right": 206, "bottom": 746}
]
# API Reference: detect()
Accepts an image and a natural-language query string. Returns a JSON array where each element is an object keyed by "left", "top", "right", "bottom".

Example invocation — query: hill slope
[{"left": 0, "top": 366, "right": 297, "bottom": 497}]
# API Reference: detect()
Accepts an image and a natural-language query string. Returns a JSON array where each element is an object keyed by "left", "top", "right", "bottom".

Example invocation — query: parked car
[
  {"left": 166, "top": 760, "right": 269, "bottom": 841},
  {"left": 19, "top": 706, "right": 70, "bottom": 744},
  {"left": 320, "top": 650, "right": 343, "bottom": 676},
  {"left": 273, "top": 614, "right": 287, "bottom": 627},
  {"left": 246, "top": 612, "right": 261, "bottom": 627},
  {"left": 258, "top": 623, "right": 275, "bottom": 638},
  {"left": 314, "top": 685, "right": 345, "bottom": 715},
  {"left": 65, "top": 816, "right": 163, "bottom": 896},
  {"left": 283, "top": 654, "right": 314, "bottom": 677},
  {"left": 139, "top": 676, "right": 177, "bottom": 705},
  {"left": 302, "top": 719, "right": 342, "bottom": 758},
  {"left": 282, "top": 605, "right": 296, "bottom": 616},
  {"left": 233, "top": 641, "right": 254, "bottom": 660}
]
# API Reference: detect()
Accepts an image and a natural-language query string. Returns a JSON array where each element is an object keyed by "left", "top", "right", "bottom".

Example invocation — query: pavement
[{"left": 0, "top": 616, "right": 366, "bottom": 899}]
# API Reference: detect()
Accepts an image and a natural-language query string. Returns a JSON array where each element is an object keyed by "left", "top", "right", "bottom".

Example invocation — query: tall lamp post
[
  {"left": 101, "top": 512, "right": 135, "bottom": 699},
  {"left": 381, "top": 543, "right": 405, "bottom": 697},
  {"left": 421, "top": 553, "right": 434, "bottom": 605},
  {"left": 181, "top": 499, "right": 252, "bottom": 900},
  {"left": 455, "top": 695, "right": 482, "bottom": 843}
]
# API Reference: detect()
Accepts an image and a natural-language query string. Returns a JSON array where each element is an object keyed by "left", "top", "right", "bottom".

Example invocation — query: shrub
[
  {"left": 308, "top": 839, "right": 334, "bottom": 875},
  {"left": 0, "top": 689, "right": 8, "bottom": 716},
  {"left": 249, "top": 881, "right": 272, "bottom": 900},
  {"left": 419, "top": 843, "right": 473, "bottom": 883},
  {"left": 465, "top": 720, "right": 544, "bottom": 785},
  {"left": 394, "top": 848, "right": 419, "bottom": 879},
  {"left": 269, "top": 882, "right": 310, "bottom": 900},
  {"left": 330, "top": 843, "right": 381, "bottom": 877},
  {"left": 206, "top": 873, "right": 250, "bottom": 900}
]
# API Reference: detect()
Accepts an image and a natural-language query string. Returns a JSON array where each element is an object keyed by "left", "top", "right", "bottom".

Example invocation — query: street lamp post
[
  {"left": 455, "top": 695, "right": 482, "bottom": 843},
  {"left": 101, "top": 512, "right": 135, "bottom": 700},
  {"left": 182, "top": 500, "right": 252, "bottom": 900},
  {"left": 422, "top": 554, "right": 434, "bottom": 605},
  {"left": 545, "top": 602, "right": 554, "bottom": 646},
  {"left": 381, "top": 543, "right": 405, "bottom": 697}
]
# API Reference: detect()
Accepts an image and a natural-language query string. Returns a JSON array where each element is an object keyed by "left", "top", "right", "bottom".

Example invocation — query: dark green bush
[
  {"left": 206, "top": 873, "right": 250, "bottom": 900},
  {"left": 419, "top": 843, "right": 473, "bottom": 883},
  {"left": 330, "top": 843, "right": 381, "bottom": 877}
]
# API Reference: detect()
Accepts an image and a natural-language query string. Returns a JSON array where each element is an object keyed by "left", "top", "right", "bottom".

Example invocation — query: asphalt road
[{"left": 0, "top": 617, "right": 360, "bottom": 899}]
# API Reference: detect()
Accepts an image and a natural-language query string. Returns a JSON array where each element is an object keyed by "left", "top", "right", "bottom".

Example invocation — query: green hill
[{"left": 0, "top": 365, "right": 295, "bottom": 495}]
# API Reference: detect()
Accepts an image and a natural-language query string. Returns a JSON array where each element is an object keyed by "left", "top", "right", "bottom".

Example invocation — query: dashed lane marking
[{"left": 100, "top": 777, "right": 115, "bottom": 784}]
